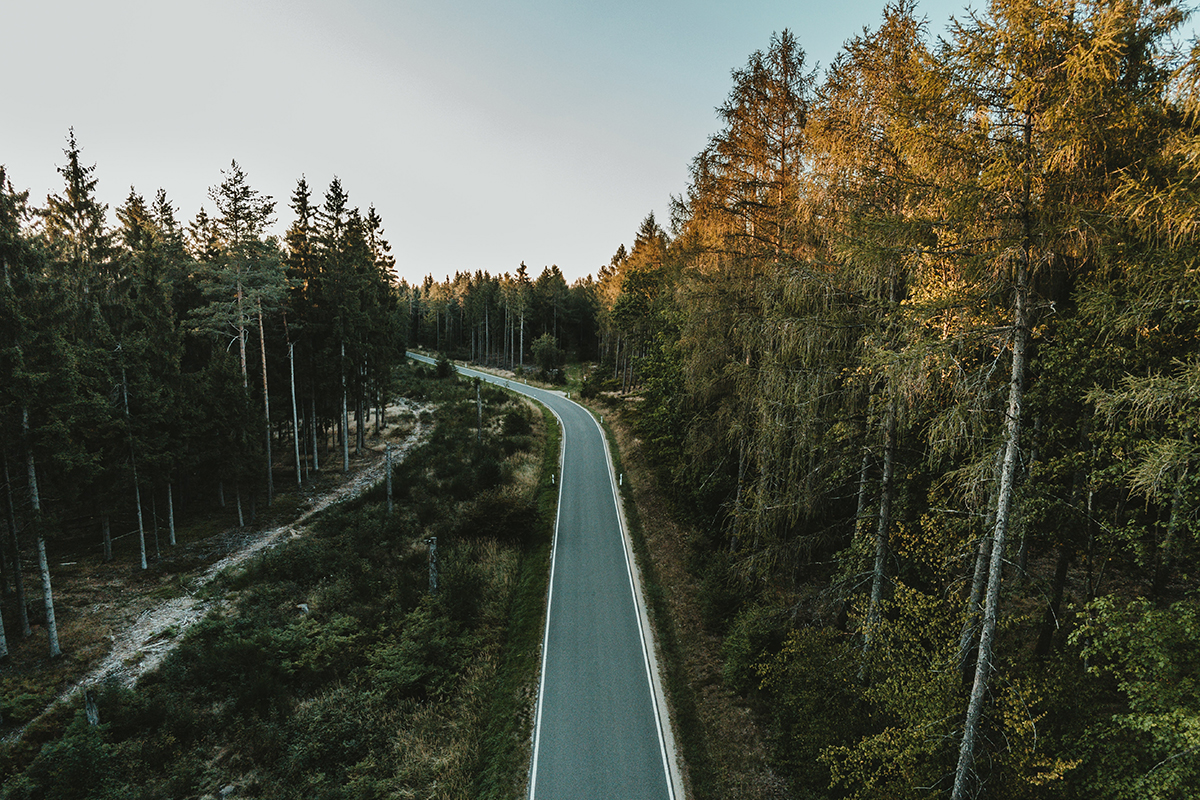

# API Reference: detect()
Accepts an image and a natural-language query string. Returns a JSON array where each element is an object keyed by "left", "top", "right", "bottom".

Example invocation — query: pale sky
[{"left": 2, "top": 0, "right": 1126, "bottom": 285}]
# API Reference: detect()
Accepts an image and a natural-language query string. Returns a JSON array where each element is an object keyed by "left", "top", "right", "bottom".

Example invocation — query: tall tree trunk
[
  {"left": 167, "top": 482, "right": 176, "bottom": 547},
  {"left": 3, "top": 451, "right": 32, "bottom": 638},
  {"left": 864, "top": 403, "right": 896, "bottom": 651},
  {"left": 237, "top": 276, "right": 248, "bottom": 389},
  {"left": 102, "top": 513, "right": 112, "bottom": 562},
  {"left": 121, "top": 365, "right": 148, "bottom": 570},
  {"left": 386, "top": 443, "right": 394, "bottom": 515},
  {"left": 310, "top": 391, "right": 320, "bottom": 472},
  {"left": 958, "top": 446, "right": 1004, "bottom": 680},
  {"left": 854, "top": 451, "right": 871, "bottom": 540},
  {"left": 35, "top": 534, "right": 59, "bottom": 658},
  {"left": 24, "top": 406, "right": 60, "bottom": 658},
  {"left": 356, "top": 368, "right": 365, "bottom": 453},
  {"left": 290, "top": 342, "right": 302, "bottom": 489},
  {"left": 951, "top": 256, "right": 1032, "bottom": 800},
  {"left": 341, "top": 343, "right": 350, "bottom": 472},
  {"left": 0, "top": 595, "right": 8, "bottom": 661},
  {"left": 236, "top": 487, "right": 245, "bottom": 527},
  {"left": 258, "top": 302, "right": 273, "bottom": 505},
  {"left": 151, "top": 492, "right": 161, "bottom": 562},
  {"left": 958, "top": 528, "right": 992, "bottom": 682},
  {"left": 134, "top": 473, "right": 147, "bottom": 570}
]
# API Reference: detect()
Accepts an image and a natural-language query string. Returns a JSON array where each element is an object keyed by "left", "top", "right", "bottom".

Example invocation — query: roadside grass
[
  {"left": 473, "top": 402, "right": 558, "bottom": 799},
  {"left": 0, "top": 363, "right": 556, "bottom": 800}
]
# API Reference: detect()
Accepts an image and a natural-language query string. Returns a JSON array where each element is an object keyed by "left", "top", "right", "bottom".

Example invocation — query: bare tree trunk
[
  {"left": 258, "top": 302, "right": 273, "bottom": 505},
  {"left": 24, "top": 406, "right": 60, "bottom": 658},
  {"left": 310, "top": 392, "right": 320, "bottom": 472},
  {"left": 952, "top": 258, "right": 1031, "bottom": 800},
  {"left": 958, "top": 446, "right": 1004, "bottom": 680},
  {"left": 121, "top": 366, "right": 148, "bottom": 571},
  {"left": 0, "top": 596, "right": 8, "bottom": 661},
  {"left": 357, "top": 366, "right": 366, "bottom": 453},
  {"left": 864, "top": 403, "right": 896, "bottom": 651},
  {"left": 958, "top": 529, "right": 991, "bottom": 679},
  {"left": 290, "top": 342, "right": 302, "bottom": 489},
  {"left": 236, "top": 486, "right": 245, "bottom": 528},
  {"left": 341, "top": 343, "right": 350, "bottom": 472},
  {"left": 5, "top": 451, "right": 32, "bottom": 638},
  {"left": 168, "top": 482, "right": 176, "bottom": 546},
  {"left": 102, "top": 513, "right": 112, "bottom": 562},
  {"left": 853, "top": 451, "right": 871, "bottom": 540},
  {"left": 386, "top": 443, "right": 394, "bottom": 515},
  {"left": 151, "top": 492, "right": 161, "bottom": 561},
  {"left": 218, "top": 480, "right": 226, "bottom": 508},
  {"left": 134, "top": 475, "right": 147, "bottom": 570},
  {"left": 35, "top": 534, "right": 59, "bottom": 658},
  {"left": 237, "top": 276, "right": 248, "bottom": 389}
]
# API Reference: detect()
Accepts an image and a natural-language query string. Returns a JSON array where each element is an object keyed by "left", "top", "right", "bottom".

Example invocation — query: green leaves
[{"left": 1071, "top": 597, "right": 1200, "bottom": 799}]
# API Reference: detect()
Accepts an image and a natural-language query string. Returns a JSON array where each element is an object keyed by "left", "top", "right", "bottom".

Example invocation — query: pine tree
[
  {"left": 39, "top": 128, "right": 119, "bottom": 299},
  {"left": 192, "top": 161, "right": 283, "bottom": 504}
]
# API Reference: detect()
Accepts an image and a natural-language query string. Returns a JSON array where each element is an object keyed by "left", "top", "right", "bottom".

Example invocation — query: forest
[
  {"left": 577, "top": 0, "right": 1200, "bottom": 797},
  {"left": 5, "top": 0, "right": 1200, "bottom": 796},
  {"left": 0, "top": 140, "right": 408, "bottom": 662},
  {"left": 350, "top": 0, "right": 1200, "bottom": 792}
]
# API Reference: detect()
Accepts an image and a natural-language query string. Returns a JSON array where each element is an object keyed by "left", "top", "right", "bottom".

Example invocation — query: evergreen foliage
[
  {"left": 580, "top": 3, "right": 1200, "bottom": 798},
  {"left": 0, "top": 137, "right": 407, "bottom": 661}
]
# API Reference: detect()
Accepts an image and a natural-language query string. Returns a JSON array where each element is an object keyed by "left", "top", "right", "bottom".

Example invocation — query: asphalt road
[{"left": 406, "top": 353, "right": 677, "bottom": 800}]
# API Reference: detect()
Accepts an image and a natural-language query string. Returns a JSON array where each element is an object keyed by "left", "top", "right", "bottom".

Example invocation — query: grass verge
[{"left": 473, "top": 402, "right": 559, "bottom": 798}]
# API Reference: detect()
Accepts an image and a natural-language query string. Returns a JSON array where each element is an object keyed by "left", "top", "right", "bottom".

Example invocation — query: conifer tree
[{"left": 39, "top": 128, "right": 118, "bottom": 299}]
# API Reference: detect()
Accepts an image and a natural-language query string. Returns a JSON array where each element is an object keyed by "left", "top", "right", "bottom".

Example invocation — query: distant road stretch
[{"left": 406, "top": 353, "right": 677, "bottom": 799}]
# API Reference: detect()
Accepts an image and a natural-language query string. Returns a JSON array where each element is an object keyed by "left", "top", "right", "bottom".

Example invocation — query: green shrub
[
  {"left": 501, "top": 408, "right": 532, "bottom": 436},
  {"left": 2, "top": 693, "right": 54, "bottom": 727},
  {"left": 759, "top": 627, "right": 872, "bottom": 797},
  {"left": 721, "top": 605, "right": 786, "bottom": 696},
  {"left": 371, "top": 599, "right": 465, "bottom": 700},
  {"left": 16, "top": 713, "right": 113, "bottom": 800}
]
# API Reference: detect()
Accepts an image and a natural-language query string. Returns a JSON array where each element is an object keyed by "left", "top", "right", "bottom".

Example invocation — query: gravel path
[{"left": 63, "top": 399, "right": 432, "bottom": 697}]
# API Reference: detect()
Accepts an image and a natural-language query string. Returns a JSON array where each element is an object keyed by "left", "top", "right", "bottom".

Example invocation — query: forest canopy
[
  {"left": 1, "top": 146, "right": 407, "bottom": 660},
  {"left": 562, "top": 1, "right": 1200, "bottom": 797}
]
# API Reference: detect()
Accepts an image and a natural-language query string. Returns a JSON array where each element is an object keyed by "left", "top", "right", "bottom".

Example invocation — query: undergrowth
[{"left": 0, "top": 363, "right": 555, "bottom": 800}]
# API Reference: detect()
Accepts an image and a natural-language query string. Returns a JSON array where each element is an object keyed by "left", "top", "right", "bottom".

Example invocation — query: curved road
[{"left": 407, "top": 353, "right": 678, "bottom": 799}]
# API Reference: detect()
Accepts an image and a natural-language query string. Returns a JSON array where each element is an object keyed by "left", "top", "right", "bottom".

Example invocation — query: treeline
[
  {"left": 0, "top": 135, "right": 406, "bottom": 659},
  {"left": 404, "top": 263, "right": 601, "bottom": 375},
  {"left": 595, "top": 1, "right": 1200, "bottom": 797}
]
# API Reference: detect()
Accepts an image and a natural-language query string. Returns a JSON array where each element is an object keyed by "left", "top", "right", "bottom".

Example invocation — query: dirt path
[{"left": 6, "top": 399, "right": 432, "bottom": 740}]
